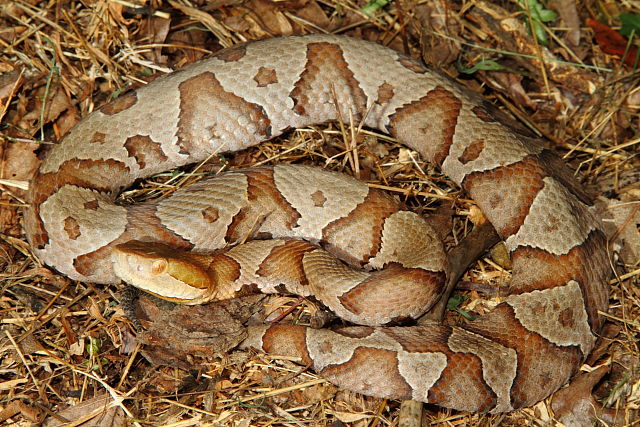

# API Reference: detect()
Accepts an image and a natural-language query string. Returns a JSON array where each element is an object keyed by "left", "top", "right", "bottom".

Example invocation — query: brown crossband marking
[
  {"left": 215, "top": 45, "right": 247, "bottom": 62},
  {"left": 63, "top": 217, "right": 81, "bottom": 240},
  {"left": 382, "top": 324, "right": 501, "bottom": 411},
  {"left": 75, "top": 207, "right": 195, "bottom": 278},
  {"left": 208, "top": 254, "right": 242, "bottom": 288},
  {"left": 323, "top": 190, "right": 402, "bottom": 266},
  {"left": 225, "top": 169, "right": 300, "bottom": 242},
  {"left": 176, "top": 72, "right": 272, "bottom": 155},
  {"left": 458, "top": 139, "right": 485, "bottom": 164},
  {"left": 463, "top": 155, "right": 546, "bottom": 237},
  {"left": 74, "top": 244, "right": 115, "bottom": 278},
  {"left": 428, "top": 351, "right": 496, "bottom": 411},
  {"left": 392, "top": 327, "right": 499, "bottom": 412},
  {"left": 338, "top": 264, "right": 445, "bottom": 319},
  {"left": 261, "top": 325, "right": 312, "bottom": 365},
  {"left": 253, "top": 67, "right": 278, "bottom": 87},
  {"left": 321, "top": 347, "right": 412, "bottom": 399},
  {"left": 100, "top": 92, "right": 138, "bottom": 115},
  {"left": 127, "top": 206, "right": 195, "bottom": 250},
  {"left": 388, "top": 86, "right": 462, "bottom": 166},
  {"left": 257, "top": 240, "right": 315, "bottom": 287},
  {"left": 247, "top": 168, "right": 300, "bottom": 226},
  {"left": 224, "top": 207, "right": 250, "bottom": 243},
  {"left": 466, "top": 305, "right": 582, "bottom": 408},
  {"left": 124, "top": 135, "right": 168, "bottom": 170},
  {"left": 510, "top": 229, "right": 609, "bottom": 330},
  {"left": 290, "top": 42, "right": 367, "bottom": 118}
]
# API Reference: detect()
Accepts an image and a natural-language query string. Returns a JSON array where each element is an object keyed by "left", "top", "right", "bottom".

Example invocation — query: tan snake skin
[{"left": 24, "top": 35, "right": 610, "bottom": 413}]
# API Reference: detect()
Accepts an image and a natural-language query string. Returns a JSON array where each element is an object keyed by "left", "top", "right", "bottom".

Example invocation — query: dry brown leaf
[
  {"left": 551, "top": 366, "right": 629, "bottom": 426},
  {"left": 168, "top": 0, "right": 234, "bottom": 46},
  {"left": 293, "top": 0, "right": 332, "bottom": 30},
  {"left": 17, "top": 85, "right": 73, "bottom": 136},
  {"left": 599, "top": 198, "right": 640, "bottom": 265},
  {"left": 42, "top": 393, "right": 127, "bottom": 427},
  {"left": 0, "top": 69, "right": 23, "bottom": 121},
  {"left": 480, "top": 70, "right": 535, "bottom": 109},
  {"left": 549, "top": 0, "right": 581, "bottom": 49},
  {"left": 330, "top": 410, "right": 374, "bottom": 423},
  {"left": 54, "top": 107, "right": 81, "bottom": 139},
  {"left": 1, "top": 141, "right": 39, "bottom": 183},
  {"left": 137, "top": 294, "right": 265, "bottom": 369},
  {"left": 0, "top": 400, "right": 42, "bottom": 423},
  {"left": 245, "top": 0, "right": 293, "bottom": 36},
  {"left": 414, "top": 0, "right": 462, "bottom": 67},
  {"left": 139, "top": 17, "right": 171, "bottom": 65}
]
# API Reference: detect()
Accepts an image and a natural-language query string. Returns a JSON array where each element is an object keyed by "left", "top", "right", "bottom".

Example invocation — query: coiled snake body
[{"left": 24, "top": 35, "right": 610, "bottom": 413}]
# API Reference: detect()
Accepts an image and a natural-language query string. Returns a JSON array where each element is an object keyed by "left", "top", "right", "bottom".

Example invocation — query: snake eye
[{"left": 151, "top": 259, "right": 168, "bottom": 275}]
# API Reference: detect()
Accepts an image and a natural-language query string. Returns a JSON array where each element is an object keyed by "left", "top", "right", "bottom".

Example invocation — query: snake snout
[{"left": 111, "top": 243, "right": 209, "bottom": 303}]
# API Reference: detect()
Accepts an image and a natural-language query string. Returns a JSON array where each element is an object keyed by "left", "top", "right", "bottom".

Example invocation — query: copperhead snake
[{"left": 24, "top": 35, "right": 610, "bottom": 413}]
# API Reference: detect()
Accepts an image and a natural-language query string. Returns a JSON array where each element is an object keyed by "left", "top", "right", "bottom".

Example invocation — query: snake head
[{"left": 111, "top": 240, "right": 215, "bottom": 304}]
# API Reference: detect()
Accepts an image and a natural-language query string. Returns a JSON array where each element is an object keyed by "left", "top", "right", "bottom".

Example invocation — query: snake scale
[{"left": 24, "top": 35, "right": 610, "bottom": 413}]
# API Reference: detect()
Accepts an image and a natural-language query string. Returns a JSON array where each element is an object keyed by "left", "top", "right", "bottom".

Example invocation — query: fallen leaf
[
  {"left": 0, "top": 400, "right": 42, "bottom": 423},
  {"left": 415, "top": 0, "right": 462, "bottom": 67},
  {"left": 245, "top": 0, "right": 293, "bottom": 35},
  {"left": 551, "top": 366, "right": 629, "bottom": 426},
  {"left": 292, "top": 1, "right": 331, "bottom": 30},
  {"left": 17, "top": 85, "right": 73, "bottom": 137},
  {"left": 139, "top": 17, "right": 171, "bottom": 65},
  {"left": 42, "top": 393, "right": 127, "bottom": 427},
  {"left": 329, "top": 410, "right": 374, "bottom": 423},
  {"left": 136, "top": 294, "right": 265, "bottom": 369},
  {"left": 598, "top": 198, "right": 640, "bottom": 265},
  {"left": 0, "top": 378, "right": 28, "bottom": 391},
  {"left": 587, "top": 18, "right": 640, "bottom": 68},
  {"left": 0, "top": 69, "right": 23, "bottom": 122},
  {"left": 1, "top": 141, "right": 39, "bottom": 182},
  {"left": 549, "top": 0, "right": 581, "bottom": 48}
]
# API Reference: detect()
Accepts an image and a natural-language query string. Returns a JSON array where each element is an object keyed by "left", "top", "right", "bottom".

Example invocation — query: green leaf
[
  {"left": 531, "top": 20, "right": 548, "bottom": 45},
  {"left": 620, "top": 13, "right": 640, "bottom": 38},
  {"left": 361, "top": 0, "right": 389, "bottom": 17},
  {"left": 519, "top": 0, "right": 558, "bottom": 45},
  {"left": 457, "top": 59, "right": 506, "bottom": 75},
  {"left": 446, "top": 295, "right": 477, "bottom": 321},
  {"left": 531, "top": 1, "right": 557, "bottom": 23},
  {"left": 86, "top": 337, "right": 101, "bottom": 356}
]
